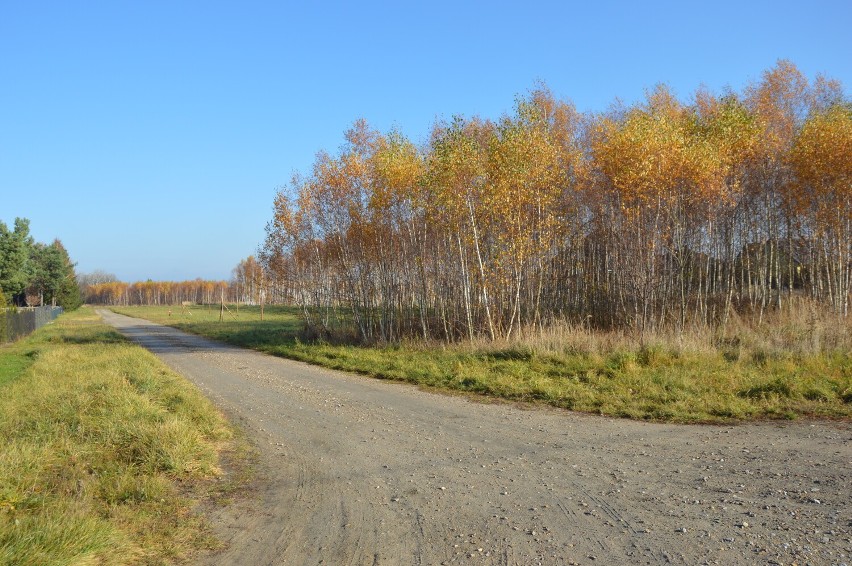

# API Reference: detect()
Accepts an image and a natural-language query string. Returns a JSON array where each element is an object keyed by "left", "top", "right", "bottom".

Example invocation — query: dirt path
[{"left": 98, "top": 310, "right": 851, "bottom": 566}]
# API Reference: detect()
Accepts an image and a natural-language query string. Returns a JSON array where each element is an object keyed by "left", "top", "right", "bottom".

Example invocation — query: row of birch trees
[{"left": 261, "top": 61, "right": 850, "bottom": 342}]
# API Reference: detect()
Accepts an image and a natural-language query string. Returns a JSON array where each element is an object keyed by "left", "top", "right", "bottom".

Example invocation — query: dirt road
[{"left": 99, "top": 310, "right": 851, "bottom": 566}]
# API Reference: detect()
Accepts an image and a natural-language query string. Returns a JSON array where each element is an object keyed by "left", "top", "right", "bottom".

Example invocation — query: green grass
[
  {"left": 0, "top": 307, "right": 238, "bottom": 565},
  {"left": 114, "top": 304, "right": 852, "bottom": 423},
  {"left": 0, "top": 348, "right": 35, "bottom": 388}
]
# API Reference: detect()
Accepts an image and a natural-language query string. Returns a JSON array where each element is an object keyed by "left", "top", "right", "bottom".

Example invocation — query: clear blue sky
[{"left": 2, "top": 1, "right": 849, "bottom": 282}]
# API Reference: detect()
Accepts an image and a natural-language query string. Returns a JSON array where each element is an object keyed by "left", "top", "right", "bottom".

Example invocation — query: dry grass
[{"left": 0, "top": 307, "right": 238, "bottom": 565}]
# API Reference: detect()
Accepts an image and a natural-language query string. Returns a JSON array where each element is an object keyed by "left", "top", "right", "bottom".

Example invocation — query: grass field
[
  {"left": 113, "top": 304, "right": 852, "bottom": 423},
  {"left": 0, "top": 307, "right": 240, "bottom": 566}
]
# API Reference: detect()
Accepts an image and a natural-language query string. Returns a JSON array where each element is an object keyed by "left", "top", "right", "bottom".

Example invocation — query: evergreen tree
[{"left": 0, "top": 218, "right": 34, "bottom": 305}]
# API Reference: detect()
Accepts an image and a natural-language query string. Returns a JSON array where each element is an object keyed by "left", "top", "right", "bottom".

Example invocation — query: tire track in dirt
[{"left": 100, "top": 310, "right": 852, "bottom": 566}]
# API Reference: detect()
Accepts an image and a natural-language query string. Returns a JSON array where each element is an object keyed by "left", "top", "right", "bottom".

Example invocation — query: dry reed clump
[
  {"left": 714, "top": 299, "right": 851, "bottom": 360},
  {"left": 471, "top": 299, "right": 850, "bottom": 364}
]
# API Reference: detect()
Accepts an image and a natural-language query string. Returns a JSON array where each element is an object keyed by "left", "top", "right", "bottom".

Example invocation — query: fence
[{"left": 1, "top": 306, "right": 64, "bottom": 343}]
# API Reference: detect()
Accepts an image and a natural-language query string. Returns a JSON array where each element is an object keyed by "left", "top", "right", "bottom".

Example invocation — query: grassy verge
[
  {"left": 113, "top": 305, "right": 852, "bottom": 423},
  {"left": 0, "top": 307, "right": 239, "bottom": 565}
]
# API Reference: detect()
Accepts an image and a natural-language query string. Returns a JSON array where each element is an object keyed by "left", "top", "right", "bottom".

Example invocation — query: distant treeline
[
  {"left": 81, "top": 260, "right": 263, "bottom": 307},
  {"left": 83, "top": 279, "right": 237, "bottom": 306},
  {"left": 0, "top": 217, "right": 81, "bottom": 309},
  {"left": 253, "top": 61, "right": 850, "bottom": 342}
]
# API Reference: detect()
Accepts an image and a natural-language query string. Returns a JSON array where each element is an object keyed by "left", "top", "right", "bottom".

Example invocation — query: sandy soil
[{"left": 99, "top": 310, "right": 852, "bottom": 566}]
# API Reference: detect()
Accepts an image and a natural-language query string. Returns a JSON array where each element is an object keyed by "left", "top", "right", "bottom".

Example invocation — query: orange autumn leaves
[
  {"left": 789, "top": 104, "right": 852, "bottom": 218},
  {"left": 593, "top": 86, "right": 722, "bottom": 209}
]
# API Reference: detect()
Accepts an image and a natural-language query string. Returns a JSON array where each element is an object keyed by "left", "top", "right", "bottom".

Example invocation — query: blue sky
[{"left": 1, "top": 1, "right": 849, "bottom": 282}]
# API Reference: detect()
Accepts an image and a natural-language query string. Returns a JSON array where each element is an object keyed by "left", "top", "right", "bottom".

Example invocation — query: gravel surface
[{"left": 100, "top": 310, "right": 852, "bottom": 566}]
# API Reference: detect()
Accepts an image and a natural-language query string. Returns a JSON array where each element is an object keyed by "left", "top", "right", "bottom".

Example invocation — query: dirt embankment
[{"left": 100, "top": 310, "right": 852, "bottom": 566}]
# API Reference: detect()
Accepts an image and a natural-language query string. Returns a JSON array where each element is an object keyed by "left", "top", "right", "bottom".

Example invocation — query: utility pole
[{"left": 219, "top": 288, "right": 224, "bottom": 322}]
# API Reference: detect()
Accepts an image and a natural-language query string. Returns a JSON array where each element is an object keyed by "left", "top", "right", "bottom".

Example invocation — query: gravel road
[{"left": 99, "top": 310, "right": 852, "bottom": 566}]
